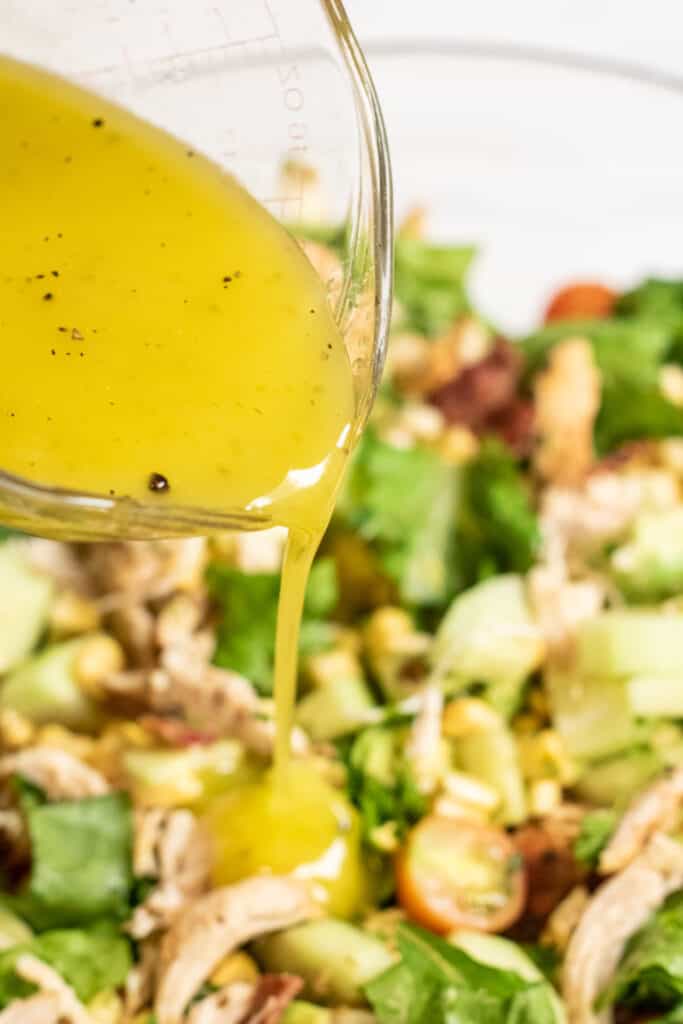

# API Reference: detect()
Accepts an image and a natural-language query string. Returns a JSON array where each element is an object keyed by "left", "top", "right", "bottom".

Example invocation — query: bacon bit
[
  {"left": 514, "top": 822, "right": 586, "bottom": 920},
  {"left": 544, "top": 282, "right": 616, "bottom": 324},
  {"left": 244, "top": 974, "right": 304, "bottom": 1024},
  {"left": 487, "top": 398, "right": 535, "bottom": 457},
  {"left": 428, "top": 338, "right": 524, "bottom": 435}
]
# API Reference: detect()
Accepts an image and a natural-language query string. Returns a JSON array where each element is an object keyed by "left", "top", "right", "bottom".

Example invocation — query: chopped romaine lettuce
[
  {"left": 336, "top": 429, "right": 460, "bottom": 608},
  {"left": 343, "top": 726, "right": 427, "bottom": 843},
  {"left": 601, "top": 891, "right": 683, "bottom": 1012},
  {"left": 455, "top": 441, "right": 540, "bottom": 589},
  {"left": 573, "top": 810, "right": 617, "bottom": 867},
  {"left": 394, "top": 238, "right": 475, "bottom": 337},
  {"left": 15, "top": 790, "right": 133, "bottom": 929},
  {"left": 208, "top": 557, "right": 339, "bottom": 694},
  {"left": 364, "top": 923, "right": 558, "bottom": 1024},
  {"left": 0, "top": 920, "right": 131, "bottom": 1008}
]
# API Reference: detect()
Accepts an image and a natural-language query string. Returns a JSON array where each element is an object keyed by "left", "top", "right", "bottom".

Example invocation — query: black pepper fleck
[
  {"left": 43, "top": 292, "right": 53, "bottom": 301},
  {"left": 51, "top": 270, "right": 59, "bottom": 278},
  {"left": 36, "top": 273, "right": 45, "bottom": 280},
  {"left": 92, "top": 117, "right": 104, "bottom": 128},
  {"left": 148, "top": 472, "right": 170, "bottom": 493},
  {"left": 58, "top": 326, "right": 67, "bottom": 333},
  {"left": 50, "top": 349, "right": 56, "bottom": 356},
  {"left": 186, "top": 149, "right": 195, "bottom": 157},
  {"left": 222, "top": 275, "right": 232, "bottom": 283}
]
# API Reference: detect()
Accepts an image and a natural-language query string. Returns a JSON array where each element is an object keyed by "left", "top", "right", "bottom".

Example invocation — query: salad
[{"left": 2, "top": 215, "right": 683, "bottom": 1024}]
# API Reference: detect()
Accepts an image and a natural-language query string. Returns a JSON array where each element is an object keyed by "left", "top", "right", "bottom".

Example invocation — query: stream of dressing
[{"left": 0, "top": 56, "right": 356, "bottom": 785}]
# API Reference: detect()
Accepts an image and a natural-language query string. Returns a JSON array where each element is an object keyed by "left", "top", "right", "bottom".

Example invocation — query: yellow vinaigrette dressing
[{"left": 0, "top": 58, "right": 365, "bottom": 913}]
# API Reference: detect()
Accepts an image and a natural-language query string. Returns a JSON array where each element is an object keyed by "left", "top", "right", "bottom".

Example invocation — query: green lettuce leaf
[
  {"left": 17, "top": 790, "right": 133, "bottom": 929},
  {"left": 208, "top": 557, "right": 339, "bottom": 694},
  {"left": 454, "top": 440, "right": 539, "bottom": 589},
  {"left": 573, "top": 809, "right": 617, "bottom": 868},
  {"left": 602, "top": 890, "right": 683, "bottom": 1011},
  {"left": 365, "top": 924, "right": 556, "bottom": 1024},
  {"left": 394, "top": 238, "right": 475, "bottom": 337},
  {"left": 336, "top": 429, "right": 460, "bottom": 608},
  {"left": 343, "top": 725, "right": 426, "bottom": 844},
  {"left": 0, "top": 920, "right": 132, "bottom": 1007}
]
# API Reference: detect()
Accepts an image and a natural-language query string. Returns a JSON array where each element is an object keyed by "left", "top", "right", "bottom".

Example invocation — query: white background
[
  {"left": 345, "top": 1, "right": 683, "bottom": 79},
  {"left": 341, "top": 1, "right": 683, "bottom": 330}
]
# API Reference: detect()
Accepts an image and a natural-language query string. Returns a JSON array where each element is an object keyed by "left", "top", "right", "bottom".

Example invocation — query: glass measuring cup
[{"left": 0, "top": 0, "right": 393, "bottom": 540}]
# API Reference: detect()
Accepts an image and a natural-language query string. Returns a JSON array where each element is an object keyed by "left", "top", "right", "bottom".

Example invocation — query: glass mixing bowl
[
  {"left": 0, "top": 0, "right": 392, "bottom": 539},
  {"left": 367, "top": 40, "right": 683, "bottom": 332}
]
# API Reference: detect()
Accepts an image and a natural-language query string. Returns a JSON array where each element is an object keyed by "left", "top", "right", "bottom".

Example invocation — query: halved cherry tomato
[
  {"left": 395, "top": 815, "right": 526, "bottom": 934},
  {"left": 544, "top": 282, "right": 616, "bottom": 324}
]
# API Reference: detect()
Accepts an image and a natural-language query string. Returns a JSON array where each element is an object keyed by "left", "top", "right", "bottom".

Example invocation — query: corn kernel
[
  {"left": 529, "top": 778, "right": 562, "bottom": 816},
  {"left": 0, "top": 708, "right": 34, "bottom": 750},
  {"left": 439, "top": 426, "right": 479, "bottom": 465},
  {"left": 49, "top": 589, "right": 101, "bottom": 638},
  {"left": 442, "top": 771, "right": 500, "bottom": 814},
  {"left": 518, "top": 730, "right": 578, "bottom": 785},
  {"left": 369, "top": 821, "right": 400, "bottom": 854},
  {"left": 432, "top": 794, "right": 489, "bottom": 823},
  {"left": 88, "top": 990, "right": 123, "bottom": 1024},
  {"left": 306, "top": 648, "right": 363, "bottom": 689},
  {"left": 74, "top": 633, "right": 126, "bottom": 697},
  {"left": 442, "top": 698, "right": 499, "bottom": 738},
  {"left": 210, "top": 951, "right": 261, "bottom": 988}
]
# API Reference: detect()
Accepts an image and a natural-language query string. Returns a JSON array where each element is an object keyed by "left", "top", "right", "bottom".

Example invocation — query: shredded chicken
[
  {"left": 86, "top": 539, "right": 208, "bottom": 602},
  {"left": 404, "top": 684, "right": 444, "bottom": 794},
  {"left": 563, "top": 833, "right": 683, "bottom": 1024},
  {"left": 0, "top": 992, "right": 62, "bottom": 1023},
  {"left": 189, "top": 975, "right": 303, "bottom": 1024},
  {"left": 14, "top": 955, "right": 92, "bottom": 1024},
  {"left": 0, "top": 747, "right": 109, "bottom": 800},
  {"left": 540, "top": 467, "right": 679, "bottom": 567},
  {"left": 155, "top": 876, "right": 317, "bottom": 1024},
  {"left": 599, "top": 768, "right": 683, "bottom": 875},
  {"left": 127, "top": 807, "right": 211, "bottom": 939},
  {"left": 105, "top": 662, "right": 307, "bottom": 758},
  {"left": 528, "top": 562, "right": 606, "bottom": 654},
  {"left": 124, "top": 938, "right": 159, "bottom": 1017},
  {"left": 533, "top": 337, "right": 601, "bottom": 486},
  {"left": 23, "top": 539, "right": 92, "bottom": 595}
]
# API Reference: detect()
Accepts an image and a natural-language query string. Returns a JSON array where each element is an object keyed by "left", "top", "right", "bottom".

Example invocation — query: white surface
[
  {"left": 343, "top": 4, "right": 683, "bottom": 331},
  {"left": 346, "top": 1, "right": 683, "bottom": 80}
]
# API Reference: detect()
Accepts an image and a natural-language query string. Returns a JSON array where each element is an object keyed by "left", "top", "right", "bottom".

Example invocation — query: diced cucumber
[
  {"left": 123, "top": 740, "right": 249, "bottom": 808},
  {"left": 296, "top": 676, "right": 375, "bottom": 741},
  {"left": 0, "top": 636, "right": 101, "bottom": 730},
  {"left": 546, "top": 669, "right": 639, "bottom": 761},
  {"left": 253, "top": 920, "right": 394, "bottom": 1006},
  {"left": 574, "top": 749, "right": 662, "bottom": 808},
  {"left": 611, "top": 509, "right": 683, "bottom": 601},
  {"left": 627, "top": 675, "right": 683, "bottom": 717},
  {"left": 456, "top": 713, "right": 527, "bottom": 825},
  {"left": 576, "top": 611, "right": 683, "bottom": 679},
  {"left": 349, "top": 726, "right": 398, "bottom": 787},
  {"left": 282, "top": 1003, "right": 332, "bottom": 1024},
  {"left": 0, "top": 543, "right": 53, "bottom": 673},
  {"left": 431, "top": 575, "right": 543, "bottom": 718},
  {"left": 449, "top": 931, "right": 565, "bottom": 1023},
  {"left": 0, "top": 906, "right": 33, "bottom": 950}
]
